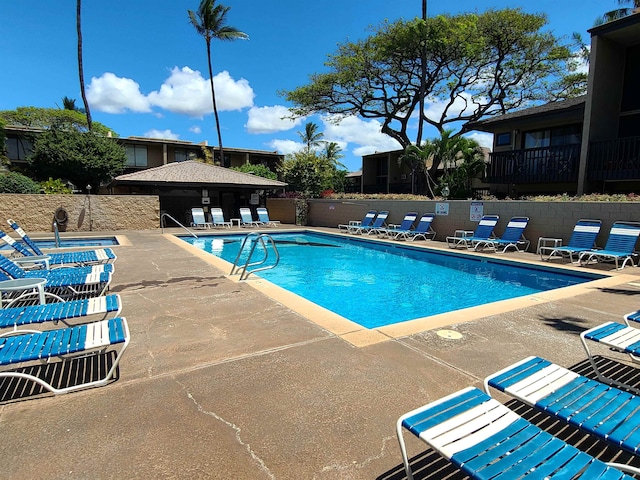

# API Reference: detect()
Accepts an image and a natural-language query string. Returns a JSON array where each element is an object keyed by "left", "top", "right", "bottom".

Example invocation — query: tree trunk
[
  {"left": 77, "top": 0, "right": 92, "bottom": 131},
  {"left": 207, "top": 41, "right": 224, "bottom": 166}
]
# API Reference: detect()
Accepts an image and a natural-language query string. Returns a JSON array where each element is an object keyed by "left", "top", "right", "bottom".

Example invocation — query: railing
[
  {"left": 230, "top": 233, "right": 280, "bottom": 281},
  {"left": 587, "top": 136, "right": 640, "bottom": 181},
  {"left": 52, "top": 221, "right": 61, "bottom": 248},
  {"left": 160, "top": 213, "right": 198, "bottom": 238},
  {"left": 486, "top": 145, "right": 580, "bottom": 184}
]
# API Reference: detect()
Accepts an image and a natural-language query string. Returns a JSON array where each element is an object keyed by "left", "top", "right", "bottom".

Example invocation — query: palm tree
[
  {"left": 77, "top": 0, "right": 92, "bottom": 131},
  {"left": 322, "top": 141, "right": 346, "bottom": 169},
  {"left": 597, "top": 0, "right": 640, "bottom": 24},
  {"left": 298, "top": 122, "right": 324, "bottom": 153},
  {"left": 188, "top": 0, "right": 248, "bottom": 167}
]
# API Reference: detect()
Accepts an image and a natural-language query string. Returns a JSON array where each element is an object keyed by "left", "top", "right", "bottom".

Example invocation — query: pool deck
[{"left": 3, "top": 226, "right": 640, "bottom": 479}]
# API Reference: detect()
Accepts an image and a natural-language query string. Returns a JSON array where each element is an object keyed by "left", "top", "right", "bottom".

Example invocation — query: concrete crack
[
  {"left": 186, "top": 390, "right": 276, "bottom": 480},
  {"left": 314, "top": 435, "right": 396, "bottom": 479}
]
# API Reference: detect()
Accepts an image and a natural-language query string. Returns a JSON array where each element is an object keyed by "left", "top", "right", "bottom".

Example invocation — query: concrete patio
[{"left": 2, "top": 227, "right": 640, "bottom": 479}]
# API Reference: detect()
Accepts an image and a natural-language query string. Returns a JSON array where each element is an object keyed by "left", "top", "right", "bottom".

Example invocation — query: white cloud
[
  {"left": 147, "top": 66, "right": 254, "bottom": 117},
  {"left": 268, "top": 139, "right": 303, "bottom": 155},
  {"left": 87, "top": 72, "right": 151, "bottom": 114},
  {"left": 423, "top": 92, "right": 482, "bottom": 121},
  {"left": 322, "top": 115, "right": 401, "bottom": 153},
  {"left": 144, "top": 129, "right": 180, "bottom": 140},
  {"left": 465, "top": 131, "right": 493, "bottom": 149},
  {"left": 189, "top": 125, "right": 202, "bottom": 134},
  {"left": 246, "top": 105, "right": 305, "bottom": 134}
]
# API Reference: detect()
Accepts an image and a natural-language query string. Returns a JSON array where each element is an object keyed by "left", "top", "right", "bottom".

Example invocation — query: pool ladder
[{"left": 230, "top": 233, "right": 280, "bottom": 281}]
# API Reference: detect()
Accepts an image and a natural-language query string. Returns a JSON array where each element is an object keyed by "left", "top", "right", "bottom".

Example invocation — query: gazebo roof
[{"left": 114, "top": 161, "right": 286, "bottom": 188}]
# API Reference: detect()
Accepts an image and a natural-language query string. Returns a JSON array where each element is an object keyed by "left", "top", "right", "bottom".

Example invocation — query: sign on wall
[
  {"left": 470, "top": 202, "right": 484, "bottom": 221},
  {"left": 435, "top": 202, "right": 449, "bottom": 215}
]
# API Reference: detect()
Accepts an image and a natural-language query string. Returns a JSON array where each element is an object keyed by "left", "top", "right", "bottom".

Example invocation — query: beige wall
[
  {"left": 0, "top": 194, "right": 159, "bottom": 232},
  {"left": 307, "top": 199, "right": 640, "bottom": 251}
]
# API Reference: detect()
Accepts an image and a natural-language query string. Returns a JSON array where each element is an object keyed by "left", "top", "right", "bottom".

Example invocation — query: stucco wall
[
  {"left": 307, "top": 199, "right": 640, "bottom": 251},
  {"left": 0, "top": 194, "right": 159, "bottom": 232}
]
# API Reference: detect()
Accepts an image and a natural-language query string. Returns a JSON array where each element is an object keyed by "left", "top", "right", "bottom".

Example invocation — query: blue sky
[{"left": 2, "top": 1, "right": 607, "bottom": 172}]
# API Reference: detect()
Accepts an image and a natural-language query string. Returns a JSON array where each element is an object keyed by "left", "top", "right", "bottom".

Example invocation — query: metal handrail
[
  {"left": 230, "top": 233, "right": 280, "bottom": 280},
  {"left": 161, "top": 213, "right": 198, "bottom": 238},
  {"left": 52, "top": 221, "right": 61, "bottom": 248}
]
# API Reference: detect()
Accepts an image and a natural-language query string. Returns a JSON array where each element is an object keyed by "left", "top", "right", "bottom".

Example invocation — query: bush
[
  {"left": 40, "top": 178, "right": 73, "bottom": 194},
  {"left": 0, "top": 172, "right": 41, "bottom": 194}
]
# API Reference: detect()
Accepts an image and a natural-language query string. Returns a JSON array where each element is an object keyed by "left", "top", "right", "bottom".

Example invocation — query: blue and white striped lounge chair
[
  {"left": 405, "top": 213, "right": 436, "bottom": 242},
  {"left": 239, "top": 208, "right": 262, "bottom": 227},
  {"left": 338, "top": 210, "right": 377, "bottom": 232},
  {"left": 210, "top": 208, "right": 232, "bottom": 229},
  {"left": 446, "top": 214, "right": 499, "bottom": 249},
  {"left": 0, "top": 294, "right": 122, "bottom": 335},
  {"left": 0, "top": 317, "right": 130, "bottom": 395},
  {"left": 472, "top": 216, "right": 530, "bottom": 253},
  {"left": 0, "top": 269, "right": 112, "bottom": 304},
  {"left": 379, "top": 212, "right": 418, "bottom": 240},
  {"left": 541, "top": 219, "right": 602, "bottom": 263},
  {"left": 0, "top": 227, "right": 116, "bottom": 268},
  {"left": 396, "top": 386, "right": 639, "bottom": 480},
  {"left": 190, "top": 208, "right": 212, "bottom": 229},
  {"left": 0, "top": 255, "right": 112, "bottom": 280},
  {"left": 579, "top": 221, "right": 640, "bottom": 270},
  {"left": 350, "top": 211, "right": 389, "bottom": 235},
  {"left": 485, "top": 355, "right": 640, "bottom": 458},
  {"left": 256, "top": 207, "right": 280, "bottom": 227}
]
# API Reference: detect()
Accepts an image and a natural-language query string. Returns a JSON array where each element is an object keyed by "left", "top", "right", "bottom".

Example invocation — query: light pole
[{"left": 86, "top": 184, "right": 92, "bottom": 231}]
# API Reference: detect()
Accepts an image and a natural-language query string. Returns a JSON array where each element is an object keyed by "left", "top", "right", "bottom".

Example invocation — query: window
[
  {"left": 495, "top": 132, "right": 511, "bottom": 147},
  {"left": 125, "top": 145, "right": 148, "bottom": 167},
  {"left": 175, "top": 148, "right": 198, "bottom": 162},
  {"left": 524, "top": 125, "right": 581, "bottom": 149},
  {"left": 6, "top": 137, "right": 33, "bottom": 161}
]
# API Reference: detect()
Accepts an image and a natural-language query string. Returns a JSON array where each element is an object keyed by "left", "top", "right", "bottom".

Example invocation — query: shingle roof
[
  {"left": 115, "top": 161, "right": 286, "bottom": 188},
  {"left": 468, "top": 96, "right": 586, "bottom": 130}
]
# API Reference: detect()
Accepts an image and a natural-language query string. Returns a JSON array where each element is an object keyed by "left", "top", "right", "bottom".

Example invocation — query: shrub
[
  {"left": 0, "top": 172, "right": 41, "bottom": 194},
  {"left": 40, "top": 177, "right": 73, "bottom": 194}
]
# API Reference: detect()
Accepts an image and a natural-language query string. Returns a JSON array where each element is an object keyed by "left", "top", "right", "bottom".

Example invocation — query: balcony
[
  {"left": 486, "top": 145, "right": 580, "bottom": 184},
  {"left": 588, "top": 136, "right": 640, "bottom": 181}
]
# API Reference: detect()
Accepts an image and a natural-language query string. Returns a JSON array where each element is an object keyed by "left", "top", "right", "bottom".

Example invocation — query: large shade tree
[
  {"left": 285, "top": 9, "right": 583, "bottom": 169},
  {"left": 188, "top": 0, "right": 248, "bottom": 166}
]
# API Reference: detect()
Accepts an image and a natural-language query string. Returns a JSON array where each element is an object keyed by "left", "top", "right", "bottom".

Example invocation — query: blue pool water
[
  {"left": 182, "top": 232, "right": 603, "bottom": 329},
  {"left": 0, "top": 236, "right": 119, "bottom": 250}
]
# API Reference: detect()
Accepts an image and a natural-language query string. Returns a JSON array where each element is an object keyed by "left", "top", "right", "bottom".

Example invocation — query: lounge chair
[
  {"left": 472, "top": 216, "right": 530, "bottom": 253},
  {"left": 190, "top": 208, "right": 212, "bottom": 229},
  {"left": 0, "top": 269, "right": 113, "bottom": 304},
  {"left": 349, "top": 211, "right": 389, "bottom": 235},
  {"left": 256, "top": 207, "right": 280, "bottom": 227},
  {"left": 0, "top": 255, "right": 112, "bottom": 280},
  {"left": 580, "top": 321, "right": 640, "bottom": 392},
  {"left": 579, "top": 221, "right": 640, "bottom": 270},
  {"left": 446, "top": 214, "right": 499, "bottom": 249},
  {"left": 338, "top": 210, "right": 377, "bottom": 233},
  {"left": 0, "top": 317, "right": 130, "bottom": 395},
  {"left": 378, "top": 212, "right": 417, "bottom": 240},
  {"left": 0, "top": 227, "right": 116, "bottom": 268},
  {"left": 397, "top": 386, "right": 639, "bottom": 480},
  {"left": 0, "top": 294, "right": 122, "bottom": 335},
  {"left": 210, "top": 208, "right": 232, "bottom": 229},
  {"left": 485, "top": 355, "right": 640, "bottom": 460},
  {"left": 540, "top": 219, "right": 602, "bottom": 263},
  {"left": 405, "top": 213, "right": 436, "bottom": 242},
  {"left": 239, "top": 208, "right": 262, "bottom": 227}
]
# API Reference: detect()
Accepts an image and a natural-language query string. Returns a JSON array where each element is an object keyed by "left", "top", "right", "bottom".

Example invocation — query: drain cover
[{"left": 437, "top": 329, "right": 463, "bottom": 340}]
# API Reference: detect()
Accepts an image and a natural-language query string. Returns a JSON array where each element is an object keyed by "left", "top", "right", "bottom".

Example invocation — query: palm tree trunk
[
  {"left": 206, "top": 41, "right": 224, "bottom": 166},
  {"left": 77, "top": 0, "right": 92, "bottom": 131}
]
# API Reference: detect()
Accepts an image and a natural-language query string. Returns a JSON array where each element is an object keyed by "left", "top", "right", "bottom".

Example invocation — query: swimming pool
[
  {"left": 182, "top": 231, "right": 604, "bottom": 329},
  {"left": 0, "top": 236, "right": 119, "bottom": 251}
]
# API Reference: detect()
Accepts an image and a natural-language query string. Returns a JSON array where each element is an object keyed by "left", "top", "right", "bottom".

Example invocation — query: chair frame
[
  {"left": 446, "top": 215, "right": 499, "bottom": 249},
  {"left": 541, "top": 219, "right": 602, "bottom": 263}
]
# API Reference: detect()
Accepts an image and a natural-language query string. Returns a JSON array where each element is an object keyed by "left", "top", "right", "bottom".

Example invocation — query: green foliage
[
  {"left": 278, "top": 151, "right": 347, "bottom": 197},
  {"left": 284, "top": 9, "right": 580, "bottom": 148},
  {"left": 40, "top": 177, "right": 73, "bottom": 194},
  {"left": 231, "top": 163, "right": 277, "bottom": 180},
  {"left": 29, "top": 127, "right": 126, "bottom": 190},
  {"left": 0, "top": 118, "right": 7, "bottom": 165},
  {"left": 0, "top": 107, "right": 115, "bottom": 136},
  {"left": 0, "top": 171, "right": 41, "bottom": 194}
]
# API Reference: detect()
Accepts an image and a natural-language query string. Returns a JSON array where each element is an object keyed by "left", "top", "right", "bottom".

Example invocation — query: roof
[
  {"left": 467, "top": 96, "right": 586, "bottom": 131},
  {"left": 114, "top": 161, "right": 287, "bottom": 188}
]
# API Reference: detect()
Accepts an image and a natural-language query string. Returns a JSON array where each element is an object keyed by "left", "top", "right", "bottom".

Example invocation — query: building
[{"left": 469, "top": 13, "right": 640, "bottom": 196}]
